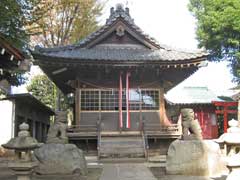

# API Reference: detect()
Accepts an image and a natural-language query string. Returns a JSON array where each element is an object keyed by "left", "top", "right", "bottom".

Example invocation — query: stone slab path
[{"left": 100, "top": 163, "right": 157, "bottom": 180}]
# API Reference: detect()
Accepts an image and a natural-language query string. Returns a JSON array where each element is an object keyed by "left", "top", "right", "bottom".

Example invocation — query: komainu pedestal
[
  {"left": 166, "top": 108, "right": 225, "bottom": 177},
  {"left": 166, "top": 140, "right": 224, "bottom": 176},
  {"left": 34, "top": 111, "right": 87, "bottom": 176},
  {"left": 34, "top": 143, "right": 87, "bottom": 175}
]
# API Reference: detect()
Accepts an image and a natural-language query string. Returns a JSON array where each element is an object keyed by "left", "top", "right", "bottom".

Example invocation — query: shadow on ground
[
  {"left": 149, "top": 167, "right": 227, "bottom": 180},
  {"left": 0, "top": 168, "right": 102, "bottom": 180}
]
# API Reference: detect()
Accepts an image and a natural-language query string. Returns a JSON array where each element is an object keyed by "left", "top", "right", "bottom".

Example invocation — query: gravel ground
[
  {"left": 0, "top": 166, "right": 102, "bottom": 180},
  {"left": 0, "top": 157, "right": 228, "bottom": 180},
  {"left": 149, "top": 167, "right": 227, "bottom": 180}
]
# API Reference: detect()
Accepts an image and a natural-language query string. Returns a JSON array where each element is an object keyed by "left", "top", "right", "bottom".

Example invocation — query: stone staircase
[{"left": 98, "top": 135, "right": 146, "bottom": 161}]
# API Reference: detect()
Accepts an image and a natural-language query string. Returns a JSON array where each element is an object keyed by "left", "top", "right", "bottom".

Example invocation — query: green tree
[
  {"left": 0, "top": 0, "right": 44, "bottom": 86},
  {"left": 0, "top": 0, "right": 28, "bottom": 48},
  {"left": 27, "top": 74, "right": 72, "bottom": 110},
  {"left": 0, "top": 0, "right": 39, "bottom": 48},
  {"left": 27, "top": 75, "right": 57, "bottom": 108},
  {"left": 188, "top": 0, "right": 240, "bottom": 81},
  {"left": 27, "top": 0, "right": 104, "bottom": 111},
  {"left": 29, "top": 0, "right": 104, "bottom": 47}
]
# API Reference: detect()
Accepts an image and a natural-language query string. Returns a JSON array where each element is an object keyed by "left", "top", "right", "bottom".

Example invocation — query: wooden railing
[
  {"left": 143, "top": 123, "right": 182, "bottom": 136},
  {"left": 67, "top": 124, "right": 98, "bottom": 138},
  {"left": 97, "top": 120, "right": 101, "bottom": 158},
  {"left": 141, "top": 122, "right": 149, "bottom": 159}
]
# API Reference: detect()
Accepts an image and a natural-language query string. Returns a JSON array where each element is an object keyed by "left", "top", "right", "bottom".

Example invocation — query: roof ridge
[
  {"left": 33, "top": 4, "right": 208, "bottom": 56},
  {"left": 106, "top": 4, "right": 134, "bottom": 25},
  {"left": 34, "top": 4, "right": 162, "bottom": 52},
  {"left": 159, "top": 43, "right": 208, "bottom": 54},
  {"left": 75, "top": 4, "right": 162, "bottom": 49}
]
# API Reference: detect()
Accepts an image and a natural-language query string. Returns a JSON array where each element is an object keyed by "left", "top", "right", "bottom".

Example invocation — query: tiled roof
[
  {"left": 76, "top": 4, "right": 161, "bottom": 48},
  {"left": 0, "top": 33, "right": 25, "bottom": 61},
  {"left": 33, "top": 4, "right": 208, "bottom": 63},
  {"left": 3, "top": 93, "right": 55, "bottom": 115},
  {"left": 165, "top": 86, "right": 223, "bottom": 104},
  {"left": 35, "top": 44, "right": 208, "bottom": 62}
]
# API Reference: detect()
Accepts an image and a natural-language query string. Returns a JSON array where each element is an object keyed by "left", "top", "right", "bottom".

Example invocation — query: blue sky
[{"left": 12, "top": 0, "right": 237, "bottom": 95}]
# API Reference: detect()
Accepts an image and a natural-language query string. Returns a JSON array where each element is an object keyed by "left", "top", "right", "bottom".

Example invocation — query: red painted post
[{"left": 223, "top": 106, "right": 228, "bottom": 133}]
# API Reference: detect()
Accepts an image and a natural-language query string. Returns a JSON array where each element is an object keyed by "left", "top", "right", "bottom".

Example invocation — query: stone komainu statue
[
  {"left": 181, "top": 108, "right": 202, "bottom": 140},
  {"left": 46, "top": 111, "right": 68, "bottom": 144}
]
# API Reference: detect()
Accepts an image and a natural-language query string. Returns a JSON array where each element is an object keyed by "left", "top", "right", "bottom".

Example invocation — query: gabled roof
[
  {"left": 33, "top": 4, "right": 208, "bottom": 65},
  {"left": 34, "top": 44, "right": 207, "bottom": 63},
  {"left": 76, "top": 4, "right": 161, "bottom": 49},
  {"left": 0, "top": 33, "right": 25, "bottom": 62},
  {"left": 165, "top": 86, "right": 223, "bottom": 105},
  {"left": 3, "top": 93, "right": 55, "bottom": 115},
  {"left": 0, "top": 33, "right": 30, "bottom": 92}
]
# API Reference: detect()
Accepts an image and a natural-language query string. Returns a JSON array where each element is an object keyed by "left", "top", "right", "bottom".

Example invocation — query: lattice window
[
  {"left": 129, "top": 89, "right": 159, "bottom": 110},
  {"left": 129, "top": 89, "right": 141, "bottom": 110},
  {"left": 81, "top": 90, "right": 99, "bottom": 111},
  {"left": 101, "top": 90, "right": 119, "bottom": 111},
  {"left": 80, "top": 89, "right": 159, "bottom": 111},
  {"left": 141, "top": 90, "right": 159, "bottom": 110}
]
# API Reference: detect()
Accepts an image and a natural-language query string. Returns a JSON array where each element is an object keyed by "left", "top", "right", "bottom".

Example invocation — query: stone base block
[
  {"left": 166, "top": 140, "right": 225, "bottom": 176},
  {"left": 34, "top": 144, "right": 87, "bottom": 176}
]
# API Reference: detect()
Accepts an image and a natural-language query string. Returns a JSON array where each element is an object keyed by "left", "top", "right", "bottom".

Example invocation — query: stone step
[
  {"left": 101, "top": 138, "right": 143, "bottom": 142},
  {"left": 100, "top": 136, "right": 143, "bottom": 140},
  {"left": 100, "top": 141, "right": 143, "bottom": 147},
  {"left": 99, "top": 157, "right": 146, "bottom": 163},
  {"left": 99, "top": 136, "right": 145, "bottom": 159},
  {"left": 100, "top": 147, "right": 144, "bottom": 154}
]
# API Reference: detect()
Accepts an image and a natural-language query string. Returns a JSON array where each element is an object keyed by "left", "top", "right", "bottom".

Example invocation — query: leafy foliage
[
  {"left": 188, "top": 0, "right": 240, "bottom": 82},
  {"left": 27, "top": 74, "right": 72, "bottom": 110},
  {"left": 0, "top": 0, "right": 104, "bottom": 48},
  {"left": 0, "top": 0, "right": 40, "bottom": 86},
  {"left": 29, "top": 0, "right": 104, "bottom": 47},
  {"left": 27, "top": 75, "right": 57, "bottom": 108},
  {"left": 0, "top": 0, "right": 35, "bottom": 48}
]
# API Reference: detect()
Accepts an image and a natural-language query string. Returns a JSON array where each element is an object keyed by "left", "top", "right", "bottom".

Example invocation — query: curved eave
[
  {"left": 0, "top": 34, "right": 25, "bottom": 61},
  {"left": 32, "top": 52, "right": 207, "bottom": 68},
  {"left": 168, "top": 102, "right": 213, "bottom": 105}
]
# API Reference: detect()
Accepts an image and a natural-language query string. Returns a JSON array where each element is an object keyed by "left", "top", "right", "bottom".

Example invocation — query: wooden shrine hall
[
  {"left": 32, "top": 4, "right": 208, "bottom": 159},
  {"left": 0, "top": 33, "right": 30, "bottom": 93}
]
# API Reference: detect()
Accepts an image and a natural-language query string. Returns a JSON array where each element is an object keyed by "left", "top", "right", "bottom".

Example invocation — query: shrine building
[{"left": 32, "top": 5, "right": 208, "bottom": 158}]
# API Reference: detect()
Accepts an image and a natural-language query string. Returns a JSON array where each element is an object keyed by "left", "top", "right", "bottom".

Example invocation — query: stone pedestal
[
  {"left": 8, "top": 161, "right": 38, "bottom": 180},
  {"left": 227, "top": 163, "right": 240, "bottom": 180},
  {"left": 166, "top": 139, "right": 224, "bottom": 176},
  {"left": 34, "top": 143, "right": 87, "bottom": 176},
  {"left": 226, "top": 152, "right": 240, "bottom": 180},
  {"left": 1, "top": 123, "right": 41, "bottom": 180}
]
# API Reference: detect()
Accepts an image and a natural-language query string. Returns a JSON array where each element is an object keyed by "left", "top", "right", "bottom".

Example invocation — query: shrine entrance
[
  {"left": 77, "top": 87, "right": 160, "bottom": 133},
  {"left": 212, "top": 101, "right": 238, "bottom": 134}
]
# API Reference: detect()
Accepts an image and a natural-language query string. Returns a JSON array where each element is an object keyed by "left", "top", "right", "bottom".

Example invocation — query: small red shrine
[
  {"left": 166, "top": 86, "right": 238, "bottom": 139},
  {"left": 212, "top": 101, "right": 238, "bottom": 133}
]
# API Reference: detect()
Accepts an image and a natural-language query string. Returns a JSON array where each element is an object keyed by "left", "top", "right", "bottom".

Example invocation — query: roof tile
[{"left": 33, "top": 4, "right": 208, "bottom": 63}]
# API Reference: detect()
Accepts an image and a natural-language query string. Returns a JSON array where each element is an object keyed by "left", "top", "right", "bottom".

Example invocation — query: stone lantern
[
  {"left": 216, "top": 119, "right": 240, "bottom": 180},
  {"left": 2, "top": 122, "right": 41, "bottom": 180},
  {"left": 217, "top": 119, "right": 240, "bottom": 156}
]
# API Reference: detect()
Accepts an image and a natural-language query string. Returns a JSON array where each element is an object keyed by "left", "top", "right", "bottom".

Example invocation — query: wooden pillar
[
  {"left": 159, "top": 88, "right": 165, "bottom": 125},
  {"left": 200, "top": 109, "right": 204, "bottom": 127},
  {"left": 139, "top": 89, "right": 143, "bottom": 130},
  {"left": 75, "top": 88, "right": 81, "bottom": 126},
  {"left": 224, "top": 105, "right": 228, "bottom": 133},
  {"left": 98, "top": 89, "right": 101, "bottom": 123},
  {"left": 32, "top": 120, "right": 36, "bottom": 138},
  {"left": 39, "top": 122, "right": 43, "bottom": 142}
]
